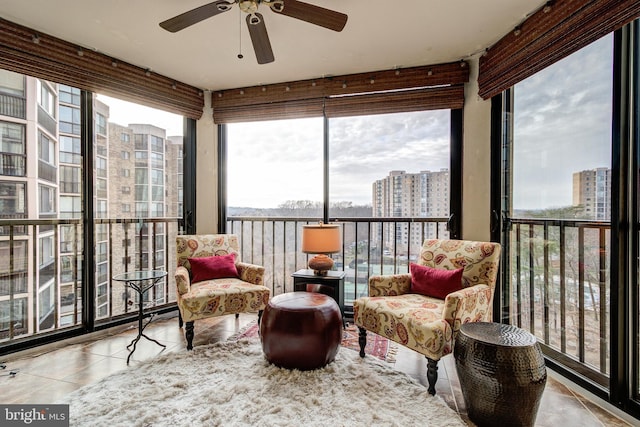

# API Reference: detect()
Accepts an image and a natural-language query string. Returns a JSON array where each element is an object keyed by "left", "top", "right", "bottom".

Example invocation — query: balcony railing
[
  {"left": 507, "top": 217, "right": 610, "bottom": 385},
  {"left": 227, "top": 216, "right": 450, "bottom": 312},
  {"left": 0, "top": 93, "right": 26, "bottom": 119},
  {"left": 229, "top": 215, "right": 610, "bottom": 385},
  {"left": 0, "top": 217, "right": 181, "bottom": 345}
]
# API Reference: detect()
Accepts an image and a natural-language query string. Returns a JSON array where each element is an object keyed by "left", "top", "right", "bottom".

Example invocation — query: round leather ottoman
[
  {"left": 454, "top": 322, "right": 547, "bottom": 427},
  {"left": 260, "top": 291, "right": 342, "bottom": 370}
]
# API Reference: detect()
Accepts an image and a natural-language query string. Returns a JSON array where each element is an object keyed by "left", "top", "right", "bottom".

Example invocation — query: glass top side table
[{"left": 112, "top": 270, "right": 168, "bottom": 364}]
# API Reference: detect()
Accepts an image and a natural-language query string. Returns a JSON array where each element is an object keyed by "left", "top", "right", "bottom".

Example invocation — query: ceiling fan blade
[
  {"left": 270, "top": 0, "right": 347, "bottom": 32},
  {"left": 159, "top": 1, "right": 233, "bottom": 32},
  {"left": 246, "top": 13, "right": 275, "bottom": 64}
]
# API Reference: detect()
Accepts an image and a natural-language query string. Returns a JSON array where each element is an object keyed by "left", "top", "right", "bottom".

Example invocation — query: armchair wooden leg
[
  {"left": 235, "top": 313, "right": 239, "bottom": 319},
  {"left": 178, "top": 310, "right": 183, "bottom": 328},
  {"left": 426, "top": 357, "right": 438, "bottom": 395},
  {"left": 185, "top": 321, "right": 194, "bottom": 350},
  {"left": 357, "top": 326, "right": 367, "bottom": 358}
]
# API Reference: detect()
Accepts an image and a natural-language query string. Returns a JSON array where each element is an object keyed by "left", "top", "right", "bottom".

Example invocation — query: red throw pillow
[
  {"left": 410, "top": 263, "right": 463, "bottom": 299},
  {"left": 188, "top": 253, "right": 238, "bottom": 283}
]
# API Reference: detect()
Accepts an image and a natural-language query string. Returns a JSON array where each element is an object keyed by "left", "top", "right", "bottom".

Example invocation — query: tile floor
[{"left": 0, "top": 312, "right": 636, "bottom": 426}]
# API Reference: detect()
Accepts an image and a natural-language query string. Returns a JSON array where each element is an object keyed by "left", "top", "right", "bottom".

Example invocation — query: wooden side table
[{"left": 292, "top": 269, "right": 345, "bottom": 316}]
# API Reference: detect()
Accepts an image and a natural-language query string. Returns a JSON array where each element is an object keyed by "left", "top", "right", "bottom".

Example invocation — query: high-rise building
[
  {"left": 372, "top": 169, "right": 449, "bottom": 255},
  {"left": 0, "top": 70, "right": 182, "bottom": 337},
  {"left": 572, "top": 168, "right": 611, "bottom": 220}
]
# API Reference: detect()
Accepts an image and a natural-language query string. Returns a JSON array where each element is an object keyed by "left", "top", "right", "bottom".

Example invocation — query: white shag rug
[{"left": 62, "top": 340, "right": 466, "bottom": 427}]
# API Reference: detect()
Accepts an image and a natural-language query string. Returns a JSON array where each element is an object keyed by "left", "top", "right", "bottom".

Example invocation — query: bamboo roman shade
[
  {"left": 212, "top": 61, "right": 469, "bottom": 123},
  {"left": 0, "top": 18, "right": 204, "bottom": 119},
  {"left": 478, "top": 0, "right": 640, "bottom": 100}
]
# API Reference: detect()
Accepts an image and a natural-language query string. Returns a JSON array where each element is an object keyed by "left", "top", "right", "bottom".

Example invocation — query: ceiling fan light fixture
[{"left": 239, "top": 0, "right": 259, "bottom": 13}]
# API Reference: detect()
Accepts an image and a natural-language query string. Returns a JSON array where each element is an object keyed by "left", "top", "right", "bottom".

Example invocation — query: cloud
[
  {"left": 512, "top": 34, "right": 613, "bottom": 210},
  {"left": 228, "top": 110, "right": 451, "bottom": 207}
]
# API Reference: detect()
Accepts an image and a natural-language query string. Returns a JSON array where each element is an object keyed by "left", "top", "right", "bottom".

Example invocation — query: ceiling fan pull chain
[{"left": 237, "top": 6, "right": 244, "bottom": 59}]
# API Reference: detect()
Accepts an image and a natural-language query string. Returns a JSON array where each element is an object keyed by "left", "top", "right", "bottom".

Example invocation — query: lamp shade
[{"left": 301, "top": 224, "right": 341, "bottom": 254}]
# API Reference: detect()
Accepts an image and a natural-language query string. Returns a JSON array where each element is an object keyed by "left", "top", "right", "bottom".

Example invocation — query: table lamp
[{"left": 301, "top": 223, "right": 342, "bottom": 276}]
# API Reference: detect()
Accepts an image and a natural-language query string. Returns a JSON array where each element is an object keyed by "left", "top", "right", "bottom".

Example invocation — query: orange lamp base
[{"left": 308, "top": 254, "right": 334, "bottom": 276}]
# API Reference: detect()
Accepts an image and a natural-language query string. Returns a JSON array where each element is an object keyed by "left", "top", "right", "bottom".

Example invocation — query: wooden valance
[
  {"left": 478, "top": 0, "right": 640, "bottom": 100},
  {"left": 212, "top": 61, "right": 469, "bottom": 123},
  {"left": 0, "top": 17, "right": 204, "bottom": 119}
]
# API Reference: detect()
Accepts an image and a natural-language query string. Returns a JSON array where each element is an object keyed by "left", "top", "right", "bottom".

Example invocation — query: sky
[
  {"left": 512, "top": 34, "right": 613, "bottom": 210},
  {"left": 96, "top": 94, "right": 184, "bottom": 137},
  {"left": 226, "top": 110, "right": 451, "bottom": 208}
]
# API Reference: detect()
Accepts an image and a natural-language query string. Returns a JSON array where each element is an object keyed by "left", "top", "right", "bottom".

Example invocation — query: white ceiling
[{"left": 0, "top": 0, "right": 546, "bottom": 91}]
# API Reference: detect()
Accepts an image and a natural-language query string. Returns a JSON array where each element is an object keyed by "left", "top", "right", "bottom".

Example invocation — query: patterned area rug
[{"left": 229, "top": 320, "right": 398, "bottom": 364}]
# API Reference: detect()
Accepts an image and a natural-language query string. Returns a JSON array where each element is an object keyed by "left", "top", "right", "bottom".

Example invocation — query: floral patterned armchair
[
  {"left": 353, "top": 239, "right": 501, "bottom": 395},
  {"left": 175, "top": 234, "right": 270, "bottom": 350}
]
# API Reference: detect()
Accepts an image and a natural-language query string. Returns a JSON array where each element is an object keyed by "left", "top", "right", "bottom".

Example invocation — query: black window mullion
[{"left": 81, "top": 90, "right": 95, "bottom": 331}]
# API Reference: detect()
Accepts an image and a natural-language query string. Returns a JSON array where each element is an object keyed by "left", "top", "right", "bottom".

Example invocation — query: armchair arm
[
  {"left": 368, "top": 273, "right": 412, "bottom": 297},
  {"left": 236, "top": 261, "right": 265, "bottom": 286},
  {"left": 442, "top": 284, "right": 493, "bottom": 334},
  {"left": 175, "top": 266, "right": 191, "bottom": 295}
]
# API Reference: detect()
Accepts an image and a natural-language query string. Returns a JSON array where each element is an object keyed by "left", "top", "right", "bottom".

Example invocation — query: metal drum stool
[{"left": 454, "top": 322, "right": 547, "bottom": 427}]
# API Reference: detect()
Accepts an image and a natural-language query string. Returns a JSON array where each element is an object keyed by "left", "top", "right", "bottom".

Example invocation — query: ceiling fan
[{"left": 159, "top": 0, "right": 348, "bottom": 64}]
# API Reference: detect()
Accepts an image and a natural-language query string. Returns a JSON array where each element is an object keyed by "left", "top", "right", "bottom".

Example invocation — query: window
[
  {"left": 96, "top": 199, "right": 107, "bottom": 218},
  {"left": 135, "top": 202, "right": 148, "bottom": 217},
  {"left": 0, "top": 121, "right": 26, "bottom": 176},
  {"left": 38, "top": 185, "right": 56, "bottom": 215},
  {"left": 38, "top": 131, "right": 55, "bottom": 165},
  {"left": 151, "top": 203, "right": 163, "bottom": 217},
  {"left": 136, "top": 168, "right": 148, "bottom": 184},
  {"left": 502, "top": 34, "right": 613, "bottom": 385},
  {"left": 59, "top": 135, "right": 81, "bottom": 164},
  {"left": 121, "top": 133, "right": 130, "bottom": 143},
  {"left": 121, "top": 151, "right": 130, "bottom": 160},
  {"left": 0, "top": 298, "right": 27, "bottom": 338},
  {"left": 37, "top": 80, "right": 56, "bottom": 117},
  {"left": 0, "top": 240, "right": 27, "bottom": 295},
  {"left": 59, "top": 196, "right": 81, "bottom": 219},
  {"left": 151, "top": 169, "right": 163, "bottom": 185},
  {"left": 96, "top": 157, "right": 107, "bottom": 178},
  {"left": 0, "top": 69, "right": 24, "bottom": 96},
  {"left": 151, "top": 135, "right": 163, "bottom": 152},
  {"left": 227, "top": 118, "right": 324, "bottom": 215},
  {"left": 135, "top": 134, "right": 147, "bottom": 150},
  {"left": 96, "top": 113, "right": 107, "bottom": 135},
  {"left": 150, "top": 152, "right": 163, "bottom": 169},
  {"left": 96, "top": 178, "right": 107, "bottom": 199},
  {"left": 0, "top": 182, "right": 26, "bottom": 216},
  {"left": 121, "top": 169, "right": 130, "bottom": 177},
  {"left": 58, "top": 85, "right": 80, "bottom": 106},
  {"left": 135, "top": 185, "right": 148, "bottom": 200},
  {"left": 38, "top": 282, "right": 54, "bottom": 327},
  {"left": 59, "top": 105, "right": 81, "bottom": 134},
  {"left": 152, "top": 185, "right": 163, "bottom": 201},
  {"left": 39, "top": 235, "right": 54, "bottom": 267},
  {"left": 60, "top": 166, "right": 81, "bottom": 193}
]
